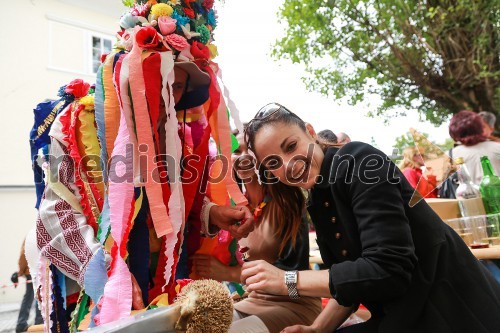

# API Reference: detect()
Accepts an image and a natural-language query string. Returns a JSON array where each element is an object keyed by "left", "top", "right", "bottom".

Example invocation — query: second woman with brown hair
[{"left": 191, "top": 130, "right": 321, "bottom": 333}]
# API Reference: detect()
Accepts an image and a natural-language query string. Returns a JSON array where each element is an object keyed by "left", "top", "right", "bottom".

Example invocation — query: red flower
[
  {"left": 135, "top": 26, "right": 162, "bottom": 49},
  {"left": 184, "top": 8, "right": 195, "bottom": 18},
  {"left": 176, "top": 279, "right": 193, "bottom": 293},
  {"left": 65, "top": 79, "right": 90, "bottom": 98},
  {"left": 203, "top": 0, "right": 214, "bottom": 10},
  {"left": 190, "top": 41, "right": 210, "bottom": 61}
]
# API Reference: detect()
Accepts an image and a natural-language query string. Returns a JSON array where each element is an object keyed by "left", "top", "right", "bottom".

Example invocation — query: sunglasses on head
[{"left": 246, "top": 103, "right": 295, "bottom": 128}]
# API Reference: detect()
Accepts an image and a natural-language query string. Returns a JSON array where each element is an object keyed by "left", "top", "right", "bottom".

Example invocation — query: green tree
[{"left": 274, "top": 0, "right": 499, "bottom": 125}]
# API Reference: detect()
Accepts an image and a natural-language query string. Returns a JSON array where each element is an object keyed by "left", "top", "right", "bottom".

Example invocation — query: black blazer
[{"left": 308, "top": 142, "right": 500, "bottom": 333}]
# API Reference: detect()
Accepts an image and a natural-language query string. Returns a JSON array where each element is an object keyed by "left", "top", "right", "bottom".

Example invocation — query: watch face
[{"left": 285, "top": 271, "right": 297, "bottom": 284}]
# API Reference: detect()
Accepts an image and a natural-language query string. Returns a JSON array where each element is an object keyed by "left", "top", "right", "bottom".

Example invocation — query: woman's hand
[
  {"left": 281, "top": 325, "right": 319, "bottom": 333},
  {"left": 209, "top": 205, "right": 255, "bottom": 239},
  {"left": 191, "top": 254, "right": 241, "bottom": 282},
  {"left": 241, "top": 260, "right": 287, "bottom": 295},
  {"left": 131, "top": 274, "right": 145, "bottom": 310}
]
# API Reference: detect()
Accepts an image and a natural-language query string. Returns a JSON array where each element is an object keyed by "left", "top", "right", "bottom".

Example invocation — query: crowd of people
[{"left": 398, "top": 110, "right": 500, "bottom": 198}]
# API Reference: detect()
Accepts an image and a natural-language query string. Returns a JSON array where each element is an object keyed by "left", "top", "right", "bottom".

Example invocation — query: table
[
  {"left": 308, "top": 232, "right": 500, "bottom": 266},
  {"left": 470, "top": 245, "right": 500, "bottom": 260}
]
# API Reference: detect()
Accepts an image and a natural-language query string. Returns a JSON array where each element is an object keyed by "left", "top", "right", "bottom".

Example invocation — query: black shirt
[{"left": 308, "top": 142, "right": 500, "bottom": 332}]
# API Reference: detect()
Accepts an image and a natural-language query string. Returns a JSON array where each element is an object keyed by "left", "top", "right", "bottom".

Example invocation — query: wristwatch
[{"left": 284, "top": 270, "right": 300, "bottom": 299}]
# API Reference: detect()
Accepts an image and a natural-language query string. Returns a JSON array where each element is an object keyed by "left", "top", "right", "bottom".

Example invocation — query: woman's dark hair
[
  {"left": 449, "top": 110, "right": 487, "bottom": 146},
  {"left": 244, "top": 103, "right": 341, "bottom": 253}
]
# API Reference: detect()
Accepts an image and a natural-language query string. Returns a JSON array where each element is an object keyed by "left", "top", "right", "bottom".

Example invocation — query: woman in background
[
  {"left": 450, "top": 110, "right": 500, "bottom": 185},
  {"left": 399, "top": 146, "right": 438, "bottom": 198}
]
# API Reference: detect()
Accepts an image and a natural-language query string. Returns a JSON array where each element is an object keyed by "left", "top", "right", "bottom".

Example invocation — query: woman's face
[
  {"left": 172, "top": 67, "right": 188, "bottom": 104},
  {"left": 252, "top": 122, "right": 324, "bottom": 189},
  {"left": 232, "top": 133, "right": 257, "bottom": 180},
  {"left": 412, "top": 151, "right": 425, "bottom": 167}
]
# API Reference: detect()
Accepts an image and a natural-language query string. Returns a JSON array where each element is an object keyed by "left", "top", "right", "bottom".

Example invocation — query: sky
[{"left": 212, "top": 0, "right": 451, "bottom": 155}]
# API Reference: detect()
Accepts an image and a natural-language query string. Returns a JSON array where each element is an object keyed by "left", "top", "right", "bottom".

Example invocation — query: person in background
[
  {"left": 11, "top": 239, "right": 42, "bottom": 333},
  {"left": 336, "top": 132, "right": 351, "bottom": 144},
  {"left": 398, "top": 147, "right": 438, "bottom": 198},
  {"left": 317, "top": 129, "right": 338, "bottom": 144},
  {"left": 450, "top": 110, "right": 500, "bottom": 185},
  {"left": 478, "top": 111, "right": 500, "bottom": 143},
  {"left": 192, "top": 130, "right": 322, "bottom": 333}
]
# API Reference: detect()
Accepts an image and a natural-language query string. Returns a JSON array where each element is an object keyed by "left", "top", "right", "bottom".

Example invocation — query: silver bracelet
[{"left": 284, "top": 270, "right": 300, "bottom": 299}]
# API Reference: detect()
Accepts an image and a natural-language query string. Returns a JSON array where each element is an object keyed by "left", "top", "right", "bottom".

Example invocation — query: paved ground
[
  {"left": 0, "top": 303, "right": 37, "bottom": 333},
  {"left": 0, "top": 303, "right": 18, "bottom": 333}
]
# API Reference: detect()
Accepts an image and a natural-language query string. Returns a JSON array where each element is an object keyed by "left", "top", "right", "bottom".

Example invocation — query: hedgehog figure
[{"left": 174, "top": 279, "right": 233, "bottom": 333}]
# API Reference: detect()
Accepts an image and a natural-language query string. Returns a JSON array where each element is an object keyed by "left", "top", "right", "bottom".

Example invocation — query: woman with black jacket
[{"left": 241, "top": 103, "right": 500, "bottom": 333}]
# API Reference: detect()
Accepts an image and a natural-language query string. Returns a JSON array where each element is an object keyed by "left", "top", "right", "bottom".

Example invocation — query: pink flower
[
  {"left": 131, "top": 3, "right": 149, "bottom": 17},
  {"left": 166, "top": 33, "right": 189, "bottom": 51},
  {"left": 135, "top": 26, "right": 161, "bottom": 49},
  {"left": 203, "top": 0, "right": 214, "bottom": 10},
  {"left": 158, "top": 16, "right": 177, "bottom": 35},
  {"left": 65, "top": 79, "right": 90, "bottom": 98}
]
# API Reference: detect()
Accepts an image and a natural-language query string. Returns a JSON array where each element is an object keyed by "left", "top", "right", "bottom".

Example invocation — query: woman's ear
[{"left": 305, "top": 123, "right": 317, "bottom": 140}]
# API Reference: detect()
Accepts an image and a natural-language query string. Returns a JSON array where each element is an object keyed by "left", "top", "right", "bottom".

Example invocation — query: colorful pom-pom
[
  {"left": 151, "top": 3, "right": 173, "bottom": 17},
  {"left": 207, "top": 43, "right": 218, "bottom": 59},
  {"left": 172, "top": 11, "right": 190, "bottom": 29},
  {"left": 207, "top": 9, "right": 217, "bottom": 28},
  {"left": 195, "top": 25, "right": 210, "bottom": 44},
  {"left": 80, "top": 96, "right": 95, "bottom": 111}
]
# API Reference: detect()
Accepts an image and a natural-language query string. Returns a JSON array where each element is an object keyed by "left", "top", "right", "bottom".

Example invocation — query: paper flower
[
  {"left": 57, "top": 84, "right": 75, "bottom": 102},
  {"left": 190, "top": 41, "right": 210, "bottom": 61},
  {"left": 207, "top": 9, "right": 217, "bottom": 28},
  {"left": 120, "top": 13, "right": 140, "bottom": 29},
  {"left": 151, "top": 3, "right": 173, "bottom": 17},
  {"left": 119, "top": 29, "right": 134, "bottom": 51},
  {"left": 195, "top": 25, "right": 210, "bottom": 44},
  {"left": 180, "top": 23, "right": 200, "bottom": 39},
  {"left": 65, "top": 79, "right": 90, "bottom": 98},
  {"left": 184, "top": 8, "right": 195, "bottom": 19},
  {"left": 203, "top": 0, "right": 215, "bottom": 10},
  {"left": 207, "top": 43, "right": 218, "bottom": 59},
  {"left": 172, "top": 11, "right": 190, "bottom": 29},
  {"left": 158, "top": 16, "right": 177, "bottom": 35},
  {"left": 166, "top": 33, "right": 189, "bottom": 51},
  {"left": 80, "top": 96, "right": 95, "bottom": 111},
  {"left": 131, "top": 3, "right": 149, "bottom": 17},
  {"left": 135, "top": 26, "right": 161, "bottom": 49}
]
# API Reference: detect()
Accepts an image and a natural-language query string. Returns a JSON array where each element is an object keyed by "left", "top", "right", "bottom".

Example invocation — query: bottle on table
[
  {"left": 479, "top": 156, "right": 500, "bottom": 240},
  {"left": 479, "top": 156, "right": 500, "bottom": 214}
]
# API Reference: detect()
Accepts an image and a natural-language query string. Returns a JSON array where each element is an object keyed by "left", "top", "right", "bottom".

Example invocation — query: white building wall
[{"left": 0, "top": 0, "right": 124, "bottom": 303}]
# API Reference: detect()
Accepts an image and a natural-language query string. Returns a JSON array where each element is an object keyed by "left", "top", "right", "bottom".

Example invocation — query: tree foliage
[{"left": 274, "top": 0, "right": 499, "bottom": 125}]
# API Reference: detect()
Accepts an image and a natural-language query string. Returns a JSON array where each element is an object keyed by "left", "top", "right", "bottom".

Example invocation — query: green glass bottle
[{"left": 479, "top": 156, "right": 500, "bottom": 214}]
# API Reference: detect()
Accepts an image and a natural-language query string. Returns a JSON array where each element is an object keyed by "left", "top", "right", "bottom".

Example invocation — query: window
[{"left": 91, "top": 35, "right": 113, "bottom": 74}]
